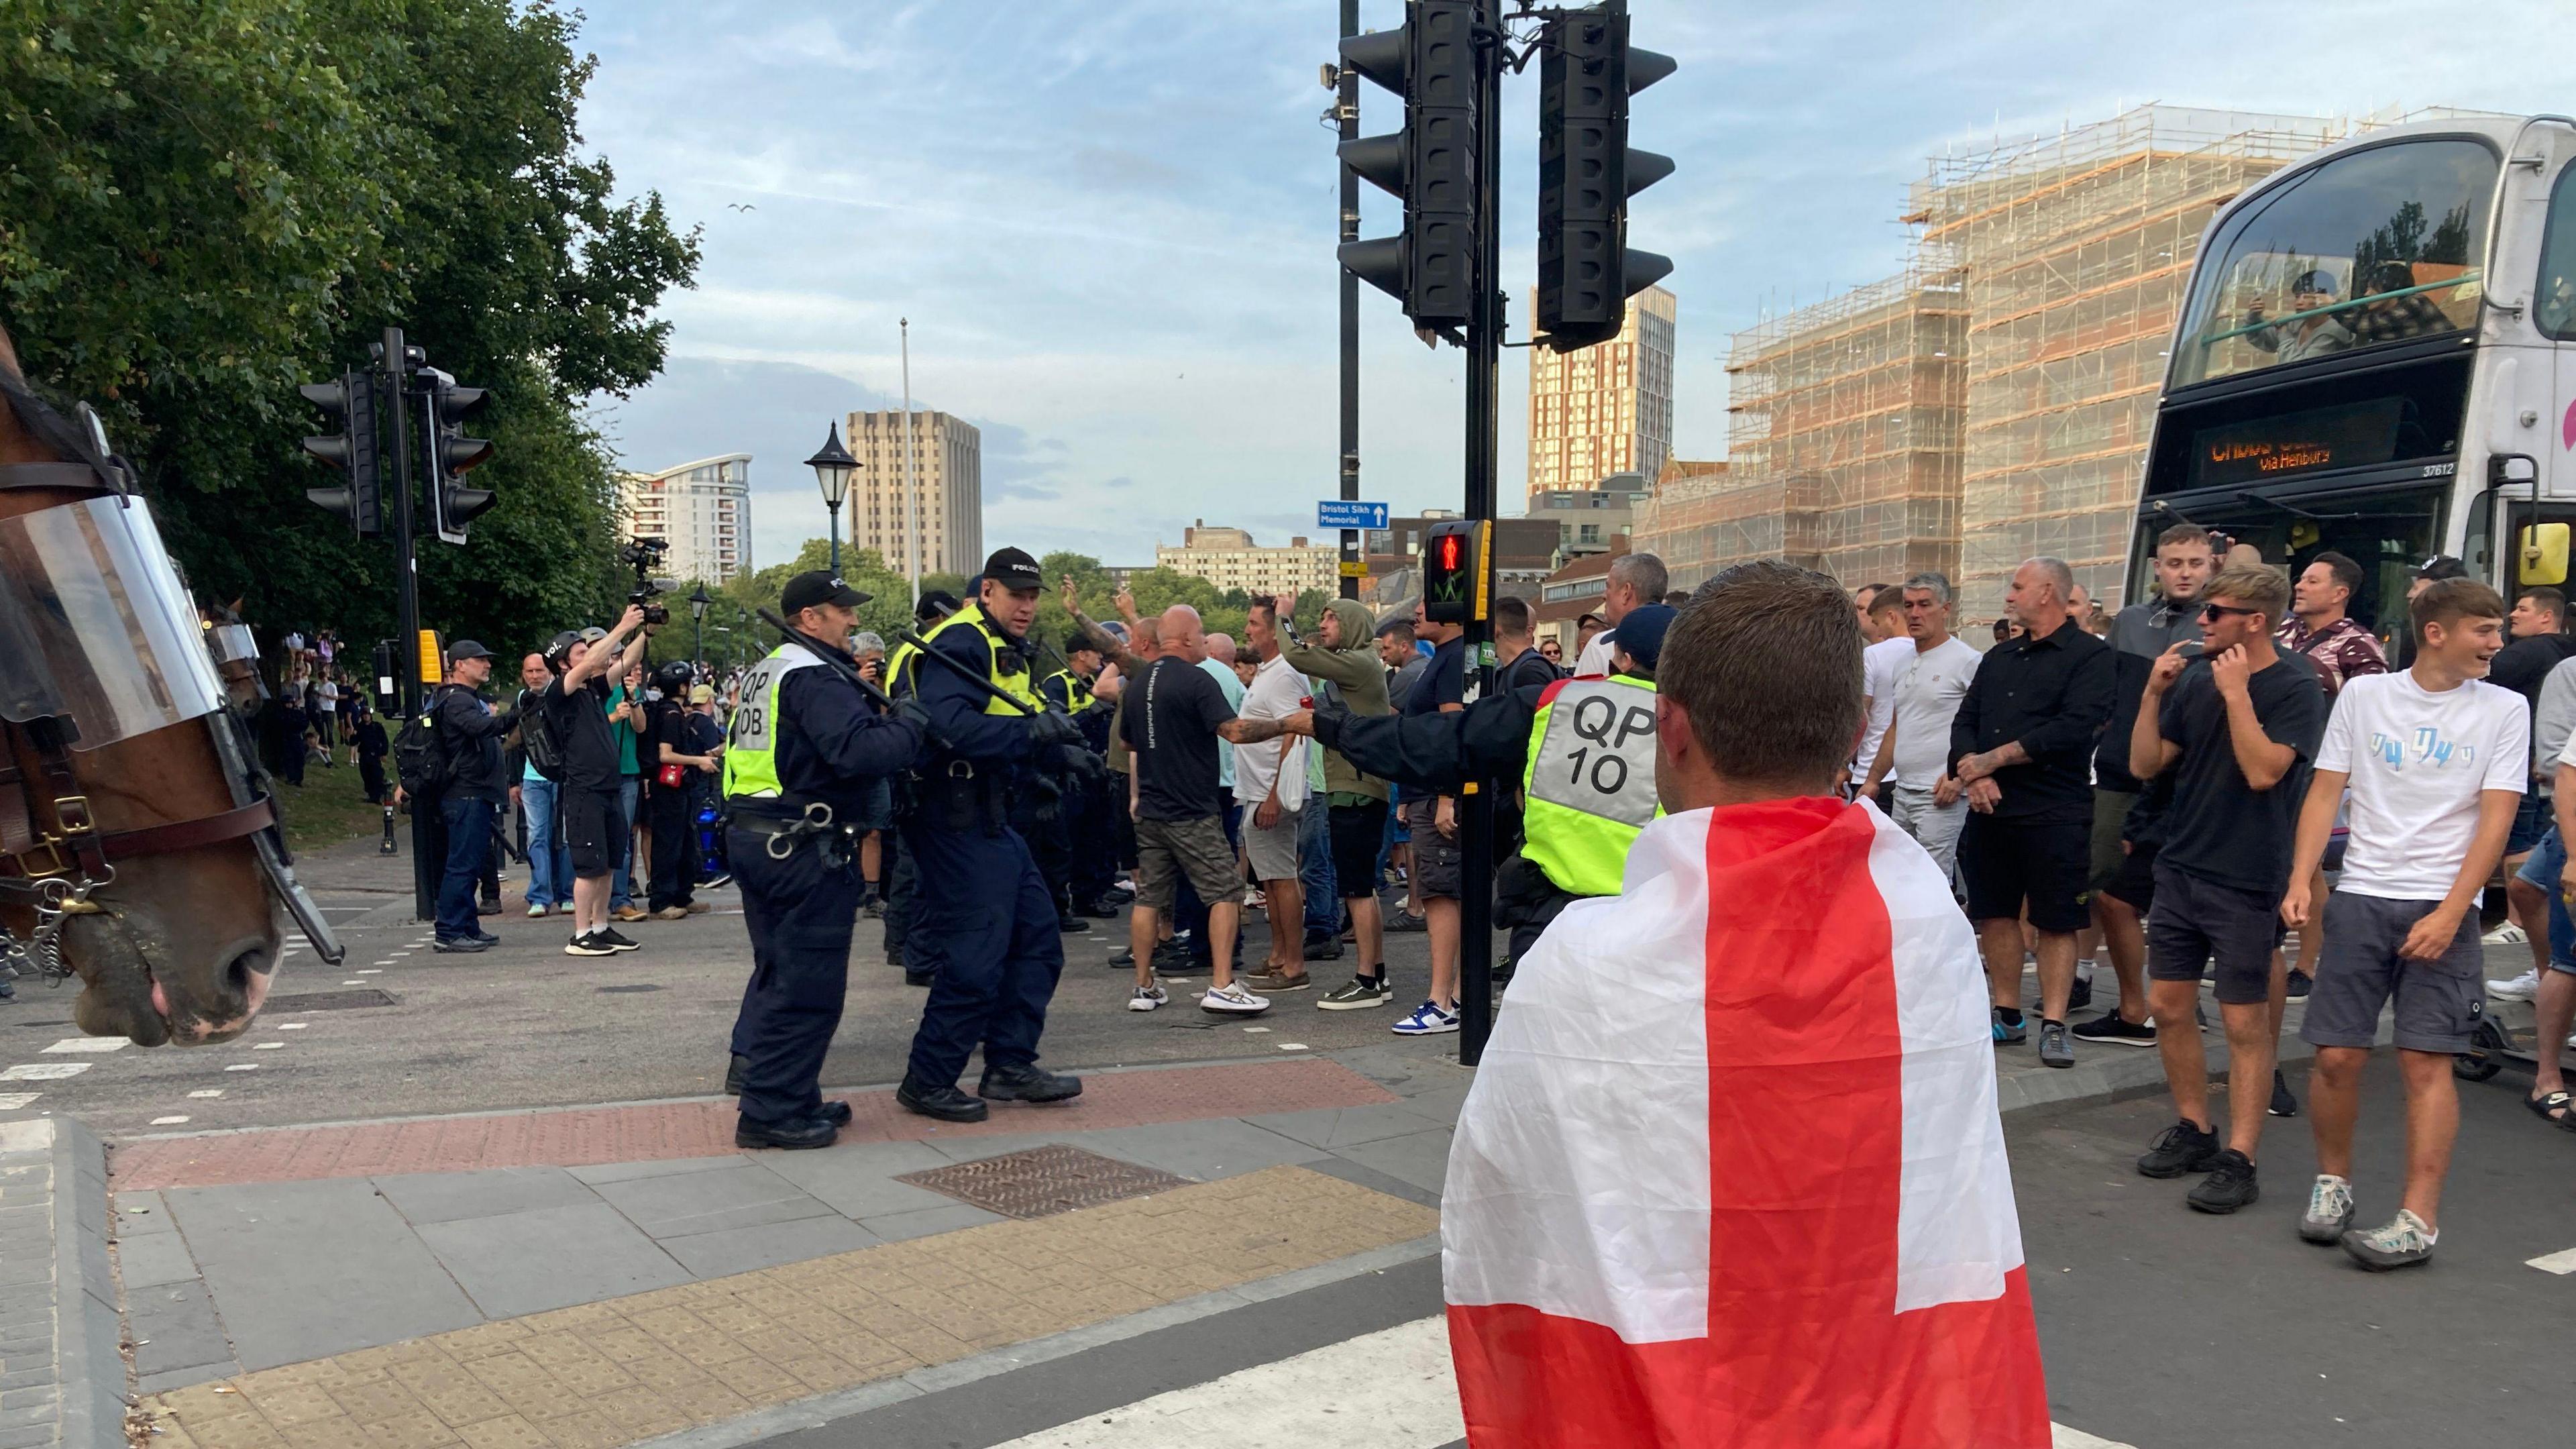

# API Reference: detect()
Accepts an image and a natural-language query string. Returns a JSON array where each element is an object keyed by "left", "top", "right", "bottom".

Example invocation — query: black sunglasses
[{"left": 2200, "top": 603, "right": 2261, "bottom": 621}]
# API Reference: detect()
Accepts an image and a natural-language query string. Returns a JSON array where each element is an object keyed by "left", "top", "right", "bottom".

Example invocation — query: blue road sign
[{"left": 1318, "top": 500, "right": 1391, "bottom": 530}]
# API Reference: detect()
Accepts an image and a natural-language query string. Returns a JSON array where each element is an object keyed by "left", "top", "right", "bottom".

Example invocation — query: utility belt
[
  {"left": 724, "top": 794, "right": 860, "bottom": 865},
  {"left": 910, "top": 759, "right": 1012, "bottom": 836},
  {"left": 1493, "top": 852, "right": 1593, "bottom": 928}
]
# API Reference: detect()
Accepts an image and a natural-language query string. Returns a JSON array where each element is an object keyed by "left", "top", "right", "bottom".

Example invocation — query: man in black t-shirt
[
  {"left": 2126, "top": 564, "right": 2327, "bottom": 1212},
  {"left": 1396, "top": 600, "right": 1469, "bottom": 1036},
  {"left": 541, "top": 606, "right": 656, "bottom": 956},
  {"left": 1118, "top": 604, "right": 1296, "bottom": 1018},
  {"left": 646, "top": 661, "right": 718, "bottom": 918}
]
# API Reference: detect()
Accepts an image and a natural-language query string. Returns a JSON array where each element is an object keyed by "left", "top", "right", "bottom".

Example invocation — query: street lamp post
[
  {"left": 805, "top": 423, "right": 857, "bottom": 574},
  {"left": 688, "top": 584, "right": 711, "bottom": 673}
]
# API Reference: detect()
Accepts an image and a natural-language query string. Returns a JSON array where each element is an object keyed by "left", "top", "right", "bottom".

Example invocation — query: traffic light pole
[
  {"left": 1336, "top": 0, "right": 1361, "bottom": 602},
  {"left": 1456, "top": 6, "right": 1503, "bottom": 1068},
  {"left": 382, "top": 325, "right": 438, "bottom": 924}
]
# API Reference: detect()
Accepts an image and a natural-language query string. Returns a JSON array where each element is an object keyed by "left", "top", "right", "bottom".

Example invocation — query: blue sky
[{"left": 580, "top": 0, "right": 2576, "bottom": 572}]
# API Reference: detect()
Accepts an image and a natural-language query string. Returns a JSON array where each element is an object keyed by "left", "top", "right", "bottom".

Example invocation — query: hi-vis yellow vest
[
  {"left": 906, "top": 602, "right": 1041, "bottom": 715},
  {"left": 722, "top": 645, "right": 823, "bottom": 799},
  {"left": 1043, "top": 667, "right": 1093, "bottom": 713},
  {"left": 1519, "top": 675, "right": 1662, "bottom": 898}
]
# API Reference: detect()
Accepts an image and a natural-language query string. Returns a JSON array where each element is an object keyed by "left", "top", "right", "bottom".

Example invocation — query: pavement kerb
[
  {"left": 622, "top": 1234, "right": 1442, "bottom": 1449},
  {"left": 0, "top": 1116, "right": 127, "bottom": 1449}
]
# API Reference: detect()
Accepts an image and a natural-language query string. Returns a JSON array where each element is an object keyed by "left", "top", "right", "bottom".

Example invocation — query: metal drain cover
[
  {"left": 896, "top": 1144, "right": 1193, "bottom": 1220},
  {"left": 267, "top": 988, "right": 398, "bottom": 1012}
]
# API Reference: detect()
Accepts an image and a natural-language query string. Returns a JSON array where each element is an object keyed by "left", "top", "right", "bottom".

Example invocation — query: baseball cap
[
  {"left": 981, "top": 547, "right": 1044, "bottom": 592},
  {"left": 448, "top": 639, "right": 494, "bottom": 661},
  {"left": 2414, "top": 555, "right": 2469, "bottom": 583},
  {"left": 781, "top": 570, "right": 871, "bottom": 614},
  {"left": 1611, "top": 605, "right": 1676, "bottom": 673},
  {"left": 689, "top": 685, "right": 714, "bottom": 705},
  {"left": 915, "top": 590, "right": 961, "bottom": 625}
]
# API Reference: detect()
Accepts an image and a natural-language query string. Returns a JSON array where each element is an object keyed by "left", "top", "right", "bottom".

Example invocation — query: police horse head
[{"left": 0, "top": 320, "right": 341, "bottom": 1044}]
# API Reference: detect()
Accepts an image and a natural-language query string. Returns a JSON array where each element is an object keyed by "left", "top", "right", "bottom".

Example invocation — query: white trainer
[
  {"left": 2489, "top": 969, "right": 2540, "bottom": 1000},
  {"left": 1199, "top": 982, "right": 1271, "bottom": 1016}
]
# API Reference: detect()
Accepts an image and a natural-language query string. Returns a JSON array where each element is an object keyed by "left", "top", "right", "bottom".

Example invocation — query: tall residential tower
[
  {"left": 1525, "top": 284, "right": 1676, "bottom": 506},
  {"left": 617, "top": 453, "right": 752, "bottom": 584},
  {"left": 844, "top": 411, "right": 984, "bottom": 578}
]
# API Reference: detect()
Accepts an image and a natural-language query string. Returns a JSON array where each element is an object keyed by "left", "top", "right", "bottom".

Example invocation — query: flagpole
[{"left": 901, "top": 318, "right": 919, "bottom": 603}]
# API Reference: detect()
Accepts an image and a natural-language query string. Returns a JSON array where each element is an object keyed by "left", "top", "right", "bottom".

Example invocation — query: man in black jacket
[{"left": 431, "top": 641, "right": 513, "bottom": 953}]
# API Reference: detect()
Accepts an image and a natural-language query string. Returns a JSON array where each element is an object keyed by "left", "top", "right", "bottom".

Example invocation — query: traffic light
[
  {"left": 299, "top": 372, "right": 382, "bottom": 535},
  {"left": 421, "top": 369, "right": 496, "bottom": 545},
  {"left": 1420, "top": 518, "right": 1489, "bottom": 625},
  {"left": 1336, "top": 0, "right": 1480, "bottom": 327},
  {"left": 1537, "top": 1, "right": 1675, "bottom": 353}
]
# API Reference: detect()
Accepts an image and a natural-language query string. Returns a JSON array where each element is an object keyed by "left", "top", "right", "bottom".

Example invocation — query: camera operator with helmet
[
  {"left": 647, "top": 660, "right": 718, "bottom": 920},
  {"left": 541, "top": 603, "right": 657, "bottom": 957}
]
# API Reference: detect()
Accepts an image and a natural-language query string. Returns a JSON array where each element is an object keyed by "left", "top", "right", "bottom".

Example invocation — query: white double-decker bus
[{"left": 2131, "top": 115, "right": 2576, "bottom": 629}]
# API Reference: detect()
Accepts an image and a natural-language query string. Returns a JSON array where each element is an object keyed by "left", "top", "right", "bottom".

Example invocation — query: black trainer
[
  {"left": 897, "top": 1079, "right": 989, "bottom": 1122},
  {"left": 2268, "top": 1068, "right": 2300, "bottom": 1118},
  {"left": 2284, "top": 971, "right": 2312, "bottom": 1000},
  {"left": 593, "top": 926, "right": 641, "bottom": 953},
  {"left": 1057, "top": 915, "right": 1091, "bottom": 934},
  {"left": 977, "top": 1063, "right": 1083, "bottom": 1103},
  {"left": 1152, "top": 941, "right": 1205, "bottom": 977},
  {"left": 2070, "top": 1012, "right": 2157, "bottom": 1047},
  {"left": 433, "top": 935, "right": 490, "bottom": 954},
  {"left": 2186, "top": 1149, "right": 2260, "bottom": 1213},
  {"left": 723, "top": 1054, "right": 749, "bottom": 1095},
  {"left": 2067, "top": 975, "right": 2094, "bottom": 1013},
  {"left": 735, "top": 1116, "right": 838, "bottom": 1150},
  {"left": 1303, "top": 930, "right": 1344, "bottom": 962},
  {"left": 2137, "top": 1119, "right": 2222, "bottom": 1179}
]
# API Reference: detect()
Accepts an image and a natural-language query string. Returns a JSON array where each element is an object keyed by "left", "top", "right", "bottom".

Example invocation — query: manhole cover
[
  {"left": 896, "top": 1144, "right": 1193, "bottom": 1220},
  {"left": 266, "top": 988, "right": 399, "bottom": 1012},
  {"left": 596, "top": 983, "right": 663, "bottom": 994}
]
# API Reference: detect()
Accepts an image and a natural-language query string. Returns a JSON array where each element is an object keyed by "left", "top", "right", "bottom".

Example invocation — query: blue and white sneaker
[
  {"left": 1391, "top": 1000, "right": 1461, "bottom": 1036},
  {"left": 1990, "top": 1008, "right": 2027, "bottom": 1045}
]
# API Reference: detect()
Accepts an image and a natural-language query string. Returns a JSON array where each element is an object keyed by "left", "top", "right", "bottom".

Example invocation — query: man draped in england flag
[{"left": 1443, "top": 561, "right": 2050, "bottom": 1448}]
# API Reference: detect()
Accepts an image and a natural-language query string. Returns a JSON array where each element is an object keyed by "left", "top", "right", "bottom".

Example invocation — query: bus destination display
[{"left": 2189, "top": 398, "right": 2403, "bottom": 490}]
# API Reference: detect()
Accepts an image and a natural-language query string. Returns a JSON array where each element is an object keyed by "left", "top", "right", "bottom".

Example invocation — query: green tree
[{"left": 0, "top": 0, "right": 698, "bottom": 661}]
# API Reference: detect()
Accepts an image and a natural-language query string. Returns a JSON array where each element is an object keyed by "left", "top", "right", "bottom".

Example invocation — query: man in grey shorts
[{"left": 2284, "top": 578, "right": 2525, "bottom": 1271}]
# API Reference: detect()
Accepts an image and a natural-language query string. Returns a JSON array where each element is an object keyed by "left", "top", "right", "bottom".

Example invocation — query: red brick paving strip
[{"left": 109, "top": 1057, "right": 1401, "bottom": 1191}]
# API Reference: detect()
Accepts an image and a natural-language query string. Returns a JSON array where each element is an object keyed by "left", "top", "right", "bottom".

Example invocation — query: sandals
[{"left": 2526, "top": 1089, "right": 2576, "bottom": 1131}]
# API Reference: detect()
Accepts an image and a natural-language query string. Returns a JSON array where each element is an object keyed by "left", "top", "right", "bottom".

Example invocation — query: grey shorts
[
  {"left": 2145, "top": 861, "right": 2286, "bottom": 1006},
  {"left": 2300, "top": 891, "right": 2488, "bottom": 1054},
  {"left": 1244, "top": 805, "right": 1303, "bottom": 883},
  {"left": 1135, "top": 814, "right": 1242, "bottom": 915},
  {"left": 1403, "top": 798, "right": 1461, "bottom": 901}
]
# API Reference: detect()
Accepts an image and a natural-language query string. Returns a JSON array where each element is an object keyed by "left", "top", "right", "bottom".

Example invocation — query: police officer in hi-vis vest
[
  {"left": 720, "top": 571, "right": 924, "bottom": 1149},
  {"left": 896, "top": 547, "right": 1089, "bottom": 1123},
  {"left": 1279, "top": 605, "right": 1676, "bottom": 967}
]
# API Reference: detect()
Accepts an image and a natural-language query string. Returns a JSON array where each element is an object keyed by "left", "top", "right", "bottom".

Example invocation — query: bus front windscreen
[{"left": 2172, "top": 138, "right": 2497, "bottom": 388}]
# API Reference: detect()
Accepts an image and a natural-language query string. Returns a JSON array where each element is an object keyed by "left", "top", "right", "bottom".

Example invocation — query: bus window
[
  {"left": 2534, "top": 162, "right": 2576, "bottom": 339},
  {"left": 2174, "top": 139, "right": 2498, "bottom": 388}
]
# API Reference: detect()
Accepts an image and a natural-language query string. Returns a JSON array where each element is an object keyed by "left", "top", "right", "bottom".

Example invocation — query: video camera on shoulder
[{"left": 623, "top": 537, "right": 676, "bottom": 626}]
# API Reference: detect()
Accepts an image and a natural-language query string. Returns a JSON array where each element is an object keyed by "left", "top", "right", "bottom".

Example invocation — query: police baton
[{"left": 755, "top": 608, "right": 898, "bottom": 712}]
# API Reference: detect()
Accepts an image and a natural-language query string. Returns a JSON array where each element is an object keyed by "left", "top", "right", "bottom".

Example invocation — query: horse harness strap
[
  {"left": 0, "top": 735, "right": 278, "bottom": 888},
  {"left": 0, "top": 462, "right": 107, "bottom": 492}
]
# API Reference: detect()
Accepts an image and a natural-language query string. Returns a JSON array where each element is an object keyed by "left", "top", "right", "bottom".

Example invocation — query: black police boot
[
  {"left": 724, "top": 1054, "right": 749, "bottom": 1095},
  {"left": 904, "top": 969, "right": 935, "bottom": 987},
  {"left": 1057, "top": 914, "right": 1091, "bottom": 934},
  {"left": 735, "top": 1115, "right": 838, "bottom": 1150},
  {"left": 977, "top": 1063, "right": 1083, "bottom": 1104},
  {"left": 897, "top": 1078, "right": 990, "bottom": 1122},
  {"left": 818, "top": 1099, "right": 853, "bottom": 1127}
]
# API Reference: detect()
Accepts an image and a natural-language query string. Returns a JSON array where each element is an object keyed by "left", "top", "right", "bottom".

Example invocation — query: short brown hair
[
  {"left": 2156, "top": 523, "right": 2214, "bottom": 553},
  {"left": 2203, "top": 563, "right": 2290, "bottom": 629},
  {"left": 2412, "top": 577, "right": 2506, "bottom": 645},
  {"left": 1867, "top": 588, "right": 1907, "bottom": 622},
  {"left": 1494, "top": 594, "right": 1533, "bottom": 636},
  {"left": 1673, "top": 562, "right": 1862, "bottom": 788}
]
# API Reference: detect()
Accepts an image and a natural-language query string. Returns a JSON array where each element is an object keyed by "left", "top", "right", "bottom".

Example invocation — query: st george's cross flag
[{"left": 1444, "top": 796, "right": 2051, "bottom": 1448}]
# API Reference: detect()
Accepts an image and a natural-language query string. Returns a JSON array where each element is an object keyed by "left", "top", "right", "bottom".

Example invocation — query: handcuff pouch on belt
[
  {"left": 913, "top": 759, "right": 1010, "bottom": 835},
  {"left": 727, "top": 796, "right": 858, "bottom": 867}
]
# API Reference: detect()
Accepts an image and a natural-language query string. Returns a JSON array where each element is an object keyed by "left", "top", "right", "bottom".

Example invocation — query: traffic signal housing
[
  {"left": 1421, "top": 518, "right": 1489, "bottom": 626},
  {"left": 299, "top": 372, "right": 382, "bottom": 535},
  {"left": 1336, "top": 0, "right": 1480, "bottom": 328},
  {"left": 422, "top": 370, "right": 496, "bottom": 545},
  {"left": 1537, "top": 1, "right": 1676, "bottom": 353}
]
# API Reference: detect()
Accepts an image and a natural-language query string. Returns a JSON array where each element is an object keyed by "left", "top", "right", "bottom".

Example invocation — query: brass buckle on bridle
[{"left": 14, "top": 795, "right": 97, "bottom": 881}]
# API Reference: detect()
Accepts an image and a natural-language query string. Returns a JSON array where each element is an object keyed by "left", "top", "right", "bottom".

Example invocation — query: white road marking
[
  {"left": 1, "top": 1063, "right": 90, "bottom": 1081},
  {"left": 988, "top": 1317, "right": 2137, "bottom": 1449},
  {"left": 250, "top": 1042, "right": 285, "bottom": 1051},
  {"left": 372, "top": 959, "right": 397, "bottom": 966},
  {"left": 0, "top": 1093, "right": 40, "bottom": 1110},
  {"left": 41, "top": 1037, "right": 127, "bottom": 1054},
  {"left": 2527, "top": 1246, "right": 2576, "bottom": 1275},
  {"left": 276, "top": 1023, "right": 309, "bottom": 1030},
  {"left": 223, "top": 1063, "right": 258, "bottom": 1072},
  {"left": 357, "top": 969, "right": 382, "bottom": 975},
  {"left": 1241, "top": 1026, "right": 1271, "bottom": 1034},
  {"left": 187, "top": 1090, "right": 225, "bottom": 1099},
  {"left": 150, "top": 1116, "right": 190, "bottom": 1126},
  {"left": 1277, "top": 1042, "right": 1309, "bottom": 1051},
  {"left": 341, "top": 980, "right": 364, "bottom": 986}
]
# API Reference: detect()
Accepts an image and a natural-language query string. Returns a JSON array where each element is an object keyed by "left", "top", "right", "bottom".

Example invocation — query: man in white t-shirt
[
  {"left": 1573, "top": 551, "right": 1666, "bottom": 677},
  {"left": 1863, "top": 573, "right": 1982, "bottom": 885},
  {"left": 1236, "top": 598, "right": 1316, "bottom": 994},
  {"left": 1853, "top": 589, "right": 1913, "bottom": 799},
  {"left": 2284, "top": 578, "right": 2523, "bottom": 1272}
]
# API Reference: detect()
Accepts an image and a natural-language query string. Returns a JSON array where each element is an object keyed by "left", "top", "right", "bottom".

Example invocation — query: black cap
[
  {"left": 981, "top": 547, "right": 1044, "bottom": 592},
  {"left": 1611, "top": 605, "right": 1676, "bottom": 672},
  {"left": 916, "top": 590, "right": 961, "bottom": 624},
  {"left": 781, "top": 570, "right": 871, "bottom": 614},
  {"left": 2415, "top": 555, "right": 2469, "bottom": 582},
  {"left": 448, "top": 639, "right": 494, "bottom": 661}
]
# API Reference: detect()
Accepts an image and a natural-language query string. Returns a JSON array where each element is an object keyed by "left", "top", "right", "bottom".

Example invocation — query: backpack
[
  {"left": 394, "top": 686, "right": 455, "bottom": 798},
  {"left": 515, "top": 687, "right": 566, "bottom": 782}
]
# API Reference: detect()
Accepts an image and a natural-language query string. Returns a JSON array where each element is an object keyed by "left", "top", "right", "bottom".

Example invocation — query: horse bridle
[{"left": 0, "top": 369, "right": 313, "bottom": 979}]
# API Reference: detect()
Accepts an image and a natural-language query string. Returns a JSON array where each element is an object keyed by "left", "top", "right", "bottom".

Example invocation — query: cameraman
[{"left": 542, "top": 605, "right": 657, "bottom": 955}]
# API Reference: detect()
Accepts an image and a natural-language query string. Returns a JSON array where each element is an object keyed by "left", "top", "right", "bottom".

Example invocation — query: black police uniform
[
  {"left": 724, "top": 606, "right": 923, "bottom": 1146},
  {"left": 1040, "top": 663, "right": 1120, "bottom": 914}
]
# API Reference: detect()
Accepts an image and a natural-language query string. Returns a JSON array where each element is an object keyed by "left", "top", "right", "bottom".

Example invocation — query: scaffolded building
[{"left": 1913, "top": 107, "right": 2357, "bottom": 616}]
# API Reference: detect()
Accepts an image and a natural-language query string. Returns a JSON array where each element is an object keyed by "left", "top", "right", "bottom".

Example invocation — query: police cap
[
  {"left": 782, "top": 571, "right": 871, "bottom": 614},
  {"left": 916, "top": 590, "right": 961, "bottom": 625},
  {"left": 1612, "top": 605, "right": 1677, "bottom": 674},
  {"left": 981, "top": 547, "right": 1044, "bottom": 592}
]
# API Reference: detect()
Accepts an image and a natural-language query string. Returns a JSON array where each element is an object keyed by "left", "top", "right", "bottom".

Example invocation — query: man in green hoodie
[{"left": 1278, "top": 595, "right": 1400, "bottom": 1009}]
